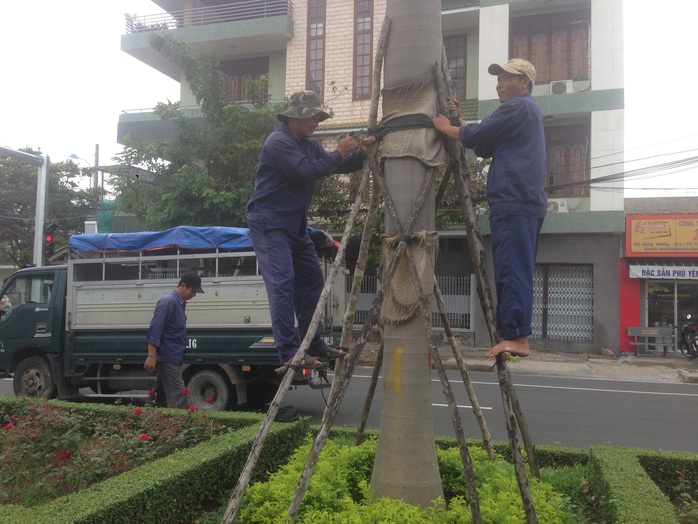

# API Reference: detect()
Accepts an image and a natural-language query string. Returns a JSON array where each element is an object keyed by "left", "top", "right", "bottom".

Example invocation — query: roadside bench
[{"left": 627, "top": 326, "right": 675, "bottom": 358}]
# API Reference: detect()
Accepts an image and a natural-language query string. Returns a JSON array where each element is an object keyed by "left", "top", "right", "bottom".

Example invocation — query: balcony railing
[{"left": 125, "top": 0, "right": 293, "bottom": 34}]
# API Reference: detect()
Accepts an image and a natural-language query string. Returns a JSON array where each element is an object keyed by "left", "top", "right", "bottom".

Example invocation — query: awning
[{"left": 628, "top": 259, "right": 698, "bottom": 279}]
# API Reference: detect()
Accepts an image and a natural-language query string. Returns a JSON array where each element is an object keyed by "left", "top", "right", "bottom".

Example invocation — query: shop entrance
[{"left": 647, "top": 280, "right": 698, "bottom": 328}]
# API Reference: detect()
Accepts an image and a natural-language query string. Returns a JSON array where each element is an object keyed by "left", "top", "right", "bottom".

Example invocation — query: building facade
[{"left": 119, "top": 0, "right": 625, "bottom": 353}]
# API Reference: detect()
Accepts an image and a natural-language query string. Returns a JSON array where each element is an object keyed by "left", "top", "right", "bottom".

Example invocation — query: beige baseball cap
[{"left": 488, "top": 58, "right": 536, "bottom": 85}]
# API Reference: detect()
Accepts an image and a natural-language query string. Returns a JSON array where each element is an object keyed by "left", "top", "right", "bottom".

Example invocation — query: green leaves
[{"left": 0, "top": 150, "right": 98, "bottom": 266}]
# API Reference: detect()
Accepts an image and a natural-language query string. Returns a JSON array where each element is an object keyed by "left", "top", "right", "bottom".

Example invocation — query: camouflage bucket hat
[{"left": 277, "top": 91, "right": 331, "bottom": 122}]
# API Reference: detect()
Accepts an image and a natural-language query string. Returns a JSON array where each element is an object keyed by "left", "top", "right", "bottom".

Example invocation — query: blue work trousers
[
  {"left": 249, "top": 220, "right": 325, "bottom": 362},
  {"left": 489, "top": 214, "right": 544, "bottom": 340}
]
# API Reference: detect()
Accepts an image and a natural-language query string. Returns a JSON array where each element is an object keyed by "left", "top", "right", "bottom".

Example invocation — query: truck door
[{"left": 0, "top": 270, "right": 60, "bottom": 362}]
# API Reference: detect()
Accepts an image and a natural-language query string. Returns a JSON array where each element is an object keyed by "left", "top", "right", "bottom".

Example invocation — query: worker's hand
[
  {"left": 447, "top": 97, "right": 462, "bottom": 118},
  {"left": 431, "top": 114, "right": 453, "bottom": 133},
  {"left": 144, "top": 355, "right": 157, "bottom": 373},
  {"left": 358, "top": 135, "right": 375, "bottom": 157},
  {"left": 336, "top": 134, "right": 358, "bottom": 157}
]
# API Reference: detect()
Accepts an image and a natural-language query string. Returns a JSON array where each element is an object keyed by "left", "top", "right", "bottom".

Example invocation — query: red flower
[
  {"left": 138, "top": 434, "right": 149, "bottom": 441},
  {"left": 148, "top": 389, "right": 156, "bottom": 396},
  {"left": 181, "top": 388, "right": 190, "bottom": 395},
  {"left": 205, "top": 397, "right": 214, "bottom": 404},
  {"left": 189, "top": 406, "right": 198, "bottom": 413},
  {"left": 52, "top": 450, "right": 73, "bottom": 466},
  {"left": 133, "top": 408, "right": 143, "bottom": 416},
  {"left": 2, "top": 423, "right": 12, "bottom": 430}
]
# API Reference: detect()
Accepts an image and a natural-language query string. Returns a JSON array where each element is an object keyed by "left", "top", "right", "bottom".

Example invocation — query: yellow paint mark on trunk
[{"left": 385, "top": 346, "right": 404, "bottom": 394}]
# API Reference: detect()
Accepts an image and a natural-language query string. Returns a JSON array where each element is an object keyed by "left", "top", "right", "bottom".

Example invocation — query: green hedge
[
  {"left": 588, "top": 446, "right": 678, "bottom": 524},
  {"left": 2, "top": 399, "right": 697, "bottom": 523},
  {"left": 0, "top": 398, "right": 309, "bottom": 524},
  {"left": 333, "top": 427, "right": 698, "bottom": 523}
]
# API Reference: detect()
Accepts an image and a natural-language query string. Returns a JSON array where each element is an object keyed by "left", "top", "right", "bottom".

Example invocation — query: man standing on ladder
[
  {"left": 247, "top": 91, "right": 375, "bottom": 372},
  {"left": 432, "top": 58, "right": 546, "bottom": 359}
]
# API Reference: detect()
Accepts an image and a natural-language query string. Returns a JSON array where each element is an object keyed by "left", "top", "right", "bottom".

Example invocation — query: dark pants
[
  {"left": 152, "top": 361, "right": 187, "bottom": 408},
  {"left": 489, "top": 214, "right": 544, "bottom": 340},
  {"left": 248, "top": 221, "right": 325, "bottom": 363}
]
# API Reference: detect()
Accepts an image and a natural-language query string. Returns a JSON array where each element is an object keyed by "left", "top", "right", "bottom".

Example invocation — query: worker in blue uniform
[
  {"left": 247, "top": 91, "right": 375, "bottom": 371},
  {"left": 432, "top": 59, "right": 547, "bottom": 359}
]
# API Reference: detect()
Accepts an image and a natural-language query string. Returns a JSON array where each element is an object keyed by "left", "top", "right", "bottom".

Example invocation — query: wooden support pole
[
  {"left": 433, "top": 283, "right": 496, "bottom": 461},
  {"left": 286, "top": 163, "right": 436, "bottom": 519},
  {"left": 435, "top": 51, "right": 539, "bottom": 521}
]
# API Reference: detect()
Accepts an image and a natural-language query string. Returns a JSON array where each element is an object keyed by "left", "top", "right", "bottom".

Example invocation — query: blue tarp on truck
[{"left": 68, "top": 226, "right": 253, "bottom": 253}]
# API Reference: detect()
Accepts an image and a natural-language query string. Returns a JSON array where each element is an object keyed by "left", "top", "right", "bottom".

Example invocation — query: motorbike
[{"left": 678, "top": 315, "right": 698, "bottom": 359}]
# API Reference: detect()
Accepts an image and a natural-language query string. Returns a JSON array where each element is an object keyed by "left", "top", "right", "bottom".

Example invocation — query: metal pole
[{"left": 33, "top": 154, "right": 50, "bottom": 267}]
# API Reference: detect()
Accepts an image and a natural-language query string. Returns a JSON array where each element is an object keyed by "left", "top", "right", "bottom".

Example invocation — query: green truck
[{"left": 0, "top": 226, "right": 343, "bottom": 409}]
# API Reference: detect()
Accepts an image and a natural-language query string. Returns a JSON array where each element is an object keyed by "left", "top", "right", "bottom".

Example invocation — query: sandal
[
  {"left": 275, "top": 353, "right": 323, "bottom": 375},
  {"left": 308, "top": 342, "right": 347, "bottom": 362}
]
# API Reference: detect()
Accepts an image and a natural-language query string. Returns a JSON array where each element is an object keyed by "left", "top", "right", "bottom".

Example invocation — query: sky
[{"left": 1, "top": 1, "right": 696, "bottom": 197}]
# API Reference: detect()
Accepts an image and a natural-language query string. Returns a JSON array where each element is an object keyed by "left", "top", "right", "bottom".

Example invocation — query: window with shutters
[
  {"left": 545, "top": 124, "right": 590, "bottom": 198},
  {"left": 353, "top": 0, "right": 373, "bottom": 100},
  {"left": 307, "top": 0, "right": 326, "bottom": 100},
  {"left": 510, "top": 10, "right": 590, "bottom": 85},
  {"left": 444, "top": 34, "right": 467, "bottom": 100},
  {"left": 221, "top": 57, "right": 269, "bottom": 103}
]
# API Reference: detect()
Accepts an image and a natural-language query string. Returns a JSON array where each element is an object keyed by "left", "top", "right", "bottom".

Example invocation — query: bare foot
[{"left": 487, "top": 336, "right": 531, "bottom": 358}]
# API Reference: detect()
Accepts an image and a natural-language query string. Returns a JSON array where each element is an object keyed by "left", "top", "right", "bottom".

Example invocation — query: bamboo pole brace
[
  {"left": 328, "top": 175, "right": 381, "bottom": 410},
  {"left": 434, "top": 50, "right": 539, "bottom": 521},
  {"left": 222, "top": 156, "right": 372, "bottom": 524},
  {"left": 355, "top": 339, "right": 383, "bottom": 445},
  {"left": 287, "top": 158, "right": 437, "bottom": 520},
  {"left": 327, "top": 14, "right": 390, "bottom": 417},
  {"left": 433, "top": 283, "right": 496, "bottom": 461}
]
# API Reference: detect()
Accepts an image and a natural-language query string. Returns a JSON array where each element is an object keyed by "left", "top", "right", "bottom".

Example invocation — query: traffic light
[{"left": 44, "top": 223, "right": 57, "bottom": 260}]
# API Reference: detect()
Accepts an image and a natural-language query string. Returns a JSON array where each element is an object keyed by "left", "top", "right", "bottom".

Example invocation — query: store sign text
[{"left": 629, "top": 265, "right": 698, "bottom": 279}]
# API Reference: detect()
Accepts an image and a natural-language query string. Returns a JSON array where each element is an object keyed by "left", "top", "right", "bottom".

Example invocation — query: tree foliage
[
  {"left": 112, "top": 34, "right": 364, "bottom": 231},
  {"left": 111, "top": 35, "right": 280, "bottom": 229},
  {"left": 0, "top": 150, "right": 98, "bottom": 267}
]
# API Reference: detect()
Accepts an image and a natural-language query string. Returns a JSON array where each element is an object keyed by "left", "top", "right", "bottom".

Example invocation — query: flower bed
[{"left": 0, "top": 396, "right": 309, "bottom": 523}]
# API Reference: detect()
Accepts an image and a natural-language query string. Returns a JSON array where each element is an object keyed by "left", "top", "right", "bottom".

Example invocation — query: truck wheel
[
  {"left": 13, "top": 356, "right": 57, "bottom": 399},
  {"left": 186, "top": 369, "right": 235, "bottom": 411}
]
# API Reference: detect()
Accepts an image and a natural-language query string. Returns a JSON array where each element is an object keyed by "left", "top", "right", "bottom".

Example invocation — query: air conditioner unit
[
  {"left": 547, "top": 198, "right": 568, "bottom": 213},
  {"left": 549, "top": 80, "right": 575, "bottom": 95}
]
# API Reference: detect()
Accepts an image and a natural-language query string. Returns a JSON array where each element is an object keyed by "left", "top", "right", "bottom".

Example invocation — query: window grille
[{"left": 532, "top": 264, "right": 593, "bottom": 341}]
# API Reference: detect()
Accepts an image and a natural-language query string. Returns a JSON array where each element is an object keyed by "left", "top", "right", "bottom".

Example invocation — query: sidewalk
[{"left": 356, "top": 343, "right": 698, "bottom": 384}]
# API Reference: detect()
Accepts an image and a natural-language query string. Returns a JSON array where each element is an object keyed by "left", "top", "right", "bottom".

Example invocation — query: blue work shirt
[
  {"left": 247, "top": 123, "right": 366, "bottom": 233},
  {"left": 459, "top": 92, "right": 547, "bottom": 218},
  {"left": 146, "top": 290, "right": 187, "bottom": 363}
]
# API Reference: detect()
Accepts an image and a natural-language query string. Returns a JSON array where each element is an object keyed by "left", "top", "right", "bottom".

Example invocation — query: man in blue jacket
[
  {"left": 144, "top": 272, "right": 203, "bottom": 407},
  {"left": 247, "top": 91, "right": 374, "bottom": 371},
  {"left": 432, "top": 58, "right": 546, "bottom": 359}
]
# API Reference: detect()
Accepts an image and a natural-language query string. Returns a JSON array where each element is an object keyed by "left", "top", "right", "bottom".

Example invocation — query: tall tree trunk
[{"left": 369, "top": 0, "right": 446, "bottom": 507}]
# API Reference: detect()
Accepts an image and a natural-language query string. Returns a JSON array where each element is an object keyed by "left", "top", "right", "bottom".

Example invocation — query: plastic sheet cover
[{"left": 68, "top": 226, "right": 253, "bottom": 253}]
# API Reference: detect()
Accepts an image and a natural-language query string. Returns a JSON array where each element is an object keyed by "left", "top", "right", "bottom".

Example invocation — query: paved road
[
  {"left": 4, "top": 368, "right": 697, "bottom": 453},
  {"left": 281, "top": 368, "right": 698, "bottom": 453}
]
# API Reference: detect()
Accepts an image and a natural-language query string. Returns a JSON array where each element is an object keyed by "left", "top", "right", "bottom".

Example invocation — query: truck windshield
[{"left": 1, "top": 273, "right": 54, "bottom": 320}]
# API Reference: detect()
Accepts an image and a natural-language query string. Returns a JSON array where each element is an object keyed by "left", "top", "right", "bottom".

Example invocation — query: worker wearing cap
[
  {"left": 247, "top": 91, "right": 374, "bottom": 370},
  {"left": 432, "top": 58, "right": 546, "bottom": 359},
  {"left": 144, "top": 272, "right": 204, "bottom": 407}
]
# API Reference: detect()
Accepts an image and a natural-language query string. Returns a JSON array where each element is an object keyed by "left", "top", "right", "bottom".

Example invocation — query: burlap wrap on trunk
[
  {"left": 379, "top": 77, "right": 449, "bottom": 168},
  {"left": 380, "top": 231, "right": 439, "bottom": 324}
]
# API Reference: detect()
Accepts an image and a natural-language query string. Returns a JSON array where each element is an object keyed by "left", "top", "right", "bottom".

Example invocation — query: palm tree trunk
[{"left": 369, "top": 0, "right": 445, "bottom": 507}]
